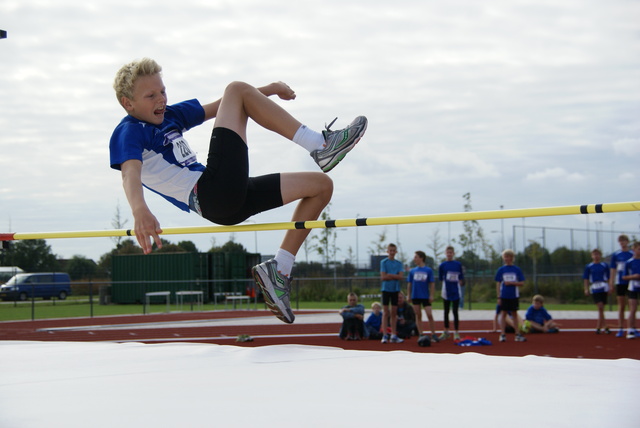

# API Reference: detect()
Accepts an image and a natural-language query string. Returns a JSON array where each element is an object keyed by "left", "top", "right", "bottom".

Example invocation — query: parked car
[{"left": 0, "top": 273, "right": 72, "bottom": 301}]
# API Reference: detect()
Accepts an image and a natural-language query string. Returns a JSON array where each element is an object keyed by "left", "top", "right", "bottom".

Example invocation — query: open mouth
[{"left": 154, "top": 107, "right": 166, "bottom": 116}]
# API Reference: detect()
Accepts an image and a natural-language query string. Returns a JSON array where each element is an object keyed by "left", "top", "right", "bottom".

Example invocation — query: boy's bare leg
[
  {"left": 214, "top": 81, "right": 301, "bottom": 143},
  {"left": 279, "top": 172, "right": 333, "bottom": 255}
]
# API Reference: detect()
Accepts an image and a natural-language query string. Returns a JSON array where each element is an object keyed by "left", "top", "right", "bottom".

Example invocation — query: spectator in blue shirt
[{"left": 523, "top": 295, "right": 559, "bottom": 333}]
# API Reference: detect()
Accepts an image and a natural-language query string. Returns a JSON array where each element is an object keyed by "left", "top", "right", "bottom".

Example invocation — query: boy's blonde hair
[
  {"left": 502, "top": 249, "right": 515, "bottom": 257},
  {"left": 371, "top": 301, "right": 381, "bottom": 310},
  {"left": 532, "top": 294, "right": 544, "bottom": 304},
  {"left": 113, "top": 58, "right": 162, "bottom": 107}
]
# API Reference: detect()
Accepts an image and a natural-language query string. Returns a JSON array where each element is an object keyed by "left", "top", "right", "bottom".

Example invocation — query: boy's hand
[
  {"left": 270, "top": 81, "right": 296, "bottom": 100},
  {"left": 133, "top": 209, "right": 163, "bottom": 254}
]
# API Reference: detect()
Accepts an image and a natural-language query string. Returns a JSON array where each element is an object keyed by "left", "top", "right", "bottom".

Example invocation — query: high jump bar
[{"left": 1, "top": 201, "right": 638, "bottom": 241}]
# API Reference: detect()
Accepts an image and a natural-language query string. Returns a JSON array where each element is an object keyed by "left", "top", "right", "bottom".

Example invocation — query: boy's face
[
  {"left": 445, "top": 248, "right": 454, "bottom": 260},
  {"left": 347, "top": 295, "right": 358, "bottom": 306},
  {"left": 122, "top": 73, "right": 167, "bottom": 125},
  {"left": 533, "top": 300, "right": 543, "bottom": 310},
  {"left": 387, "top": 246, "right": 397, "bottom": 259},
  {"left": 413, "top": 253, "right": 423, "bottom": 265},
  {"left": 619, "top": 239, "right": 629, "bottom": 250},
  {"left": 591, "top": 251, "right": 601, "bottom": 262},
  {"left": 502, "top": 253, "right": 514, "bottom": 265},
  {"left": 633, "top": 246, "right": 640, "bottom": 258}
]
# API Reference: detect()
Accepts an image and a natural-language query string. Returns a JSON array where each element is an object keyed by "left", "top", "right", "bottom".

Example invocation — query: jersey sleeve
[{"left": 109, "top": 121, "right": 145, "bottom": 170}]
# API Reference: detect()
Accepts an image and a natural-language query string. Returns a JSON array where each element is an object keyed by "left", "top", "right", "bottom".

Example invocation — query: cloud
[{"left": 525, "top": 167, "right": 586, "bottom": 182}]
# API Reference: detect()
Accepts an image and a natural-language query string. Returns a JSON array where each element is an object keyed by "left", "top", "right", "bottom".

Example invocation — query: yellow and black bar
[{"left": 1, "top": 201, "right": 638, "bottom": 241}]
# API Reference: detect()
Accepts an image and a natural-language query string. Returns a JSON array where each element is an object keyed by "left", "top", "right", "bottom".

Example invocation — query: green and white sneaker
[
  {"left": 311, "top": 116, "right": 368, "bottom": 172},
  {"left": 252, "top": 259, "right": 295, "bottom": 324}
]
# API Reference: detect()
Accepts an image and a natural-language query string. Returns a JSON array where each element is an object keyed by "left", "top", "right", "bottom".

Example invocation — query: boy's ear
[{"left": 121, "top": 96, "right": 134, "bottom": 112}]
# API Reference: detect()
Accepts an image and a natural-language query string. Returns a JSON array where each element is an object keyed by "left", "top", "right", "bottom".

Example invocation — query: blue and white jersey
[
  {"left": 583, "top": 262, "right": 610, "bottom": 293},
  {"left": 407, "top": 266, "right": 434, "bottom": 299},
  {"left": 624, "top": 258, "right": 640, "bottom": 292},
  {"left": 610, "top": 250, "right": 633, "bottom": 285},
  {"left": 380, "top": 258, "right": 403, "bottom": 292},
  {"left": 495, "top": 265, "right": 525, "bottom": 299},
  {"left": 110, "top": 99, "right": 206, "bottom": 212},
  {"left": 439, "top": 260, "right": 464, "bottom": 301}
]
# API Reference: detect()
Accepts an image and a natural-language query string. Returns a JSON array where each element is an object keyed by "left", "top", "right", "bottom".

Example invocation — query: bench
[
  {"left": 225, "top": 295, "right": 250, "bottom": 310},
  {"left": 176, "top": 291, "right": 203, "bottom": 312},
  {"left": 144, "top": 291, "right": 171, "bottom": 314}
]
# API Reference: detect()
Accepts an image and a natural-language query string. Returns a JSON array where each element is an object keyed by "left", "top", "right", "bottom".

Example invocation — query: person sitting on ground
[
  {"left": 339, "top": 292, "right": 367, "bottom": 340},
  {"left": 365, "top": 301, "right": 383, "bottom": 340},
  {"left": 523, "top": 295, "right": 559, "bottom": 333},
  {"left": 395, "top": 292, "right": 418, "bottom": 339}
]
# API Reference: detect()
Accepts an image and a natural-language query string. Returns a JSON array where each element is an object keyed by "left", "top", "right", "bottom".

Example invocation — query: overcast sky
[{"left": 1, "top": 0, "right": 639, "bottom": 265}]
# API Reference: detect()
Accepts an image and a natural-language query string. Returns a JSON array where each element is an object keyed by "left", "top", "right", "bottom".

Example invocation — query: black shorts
[
  {"left": 499, "top": 298, "right": 519, "bottom": 312},
  {"left": 196, "top": 127, "right": 283, "bottom": 225},
  {"left": 592, "top": 292, "right": 608, "bottom": 304},
  {"left": 628, "top": 291, "right": 639, "bottom": 300},
  {"left": 382, "top": 291, "right": 399, "bottom": 306},
  {"left": 616, "top": 284, "right": 629, "bottom": 297},
  {"left": 412, "top": 298, "right": 431, "bottom": 307}
]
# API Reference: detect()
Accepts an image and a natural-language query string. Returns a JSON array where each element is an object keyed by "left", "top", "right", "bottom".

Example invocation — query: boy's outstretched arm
[
  {"left": 201, "top": 81, "right": 296, "bottom": 121},
  {"left": 121, "top": 159, "right": 163, "bottom": 254}
]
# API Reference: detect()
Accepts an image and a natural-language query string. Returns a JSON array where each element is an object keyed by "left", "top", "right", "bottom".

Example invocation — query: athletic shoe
[
  {"left": 390, "top": 335, "right": 404, "bottom": 343},
  {"left": 604, "top": 326, "right": 611, "bottom": 334},
  {"left": 430, "top": 334, "right": 440, "bottom": 343},
  {"left": 438, "top": 331, "right": 450, "bottom": 341},
  {"left": 499, "top": 334, "right": 506, "bottom": 342},
  {"left": 627, "top": 329, "right": 637, "bottom": 339},
  {"left": 311, "top": 116, "right": 368, "bottom": 172},
  {"left": 251, "top": 260, "right": 294, "bottom": 324},
  {"left": 515, "top": 334, "right": 527, "bottom": 342},
  {"left": 453, "top": 332, "right": 461, "bottom": 341},
  {"left": 381, "top": 334, "right": 390, "bottom": 344},
  {"left": 547, "top": 328, "right": 559, "bottom": 334},
  {"left": 616, "top": 329, "right": 624, "bottom": 338}
]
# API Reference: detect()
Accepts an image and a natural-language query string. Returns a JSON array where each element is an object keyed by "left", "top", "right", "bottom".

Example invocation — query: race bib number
[
  {"left": 165, "top": 130, "right": 197, "bottom": 166},
  {"left": 503, "top": 273, "right": 517, "bottom": 283},
  {"left": 591, "top": 281, "right": 608, "bottom": 293},
  {"left": 630, "top": 280, "right": 640, "bottom": 290},
  {"left": 414, "top": 272, "right": 428, "bottom": 282},
  {"left": 446, "top": 272, "right": 459, "bottom": 282},
  {"left": 617, "top": 262, "right": 626, "bottom": 272}
]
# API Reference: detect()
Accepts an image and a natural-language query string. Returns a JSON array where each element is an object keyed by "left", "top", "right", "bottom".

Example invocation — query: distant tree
[
  {"left": 153, "top": 238, "right": 186, "bottom": 253},
  {"left": 110, "top": 202, "right": 129, "bottom": 248},
  {"left": 426, "top": 228, "right": 445, "bottom": 264},
  {"left": 209, "top": 240, "right": 248, "bottom": 253},
  {"left": 369, "top": 228, "right": 388, "bottom": 256},
  {"left": 1, "top": 239, "right": 59, "bottom": 272},
  {"left": 66, "top": 256, "right": 97, "bottom": 280},
  {"left": 312, "top": 204, "right": 338, "bottom": 267},
  {"left": 454, "top": 193, "right": 496, "bottom": 271},
  {"left": 177, "top": 240, "right": 198, "bottom": 253}
]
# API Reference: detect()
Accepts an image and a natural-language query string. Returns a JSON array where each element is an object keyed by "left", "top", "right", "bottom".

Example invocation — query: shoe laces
[{"left": 324, "top": 117, "right": 338, "bottom": 131}]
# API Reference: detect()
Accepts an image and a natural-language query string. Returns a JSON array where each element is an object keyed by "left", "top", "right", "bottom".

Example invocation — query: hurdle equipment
[{"left": 0, "top": 201, "right": 638, "bottom": 241}]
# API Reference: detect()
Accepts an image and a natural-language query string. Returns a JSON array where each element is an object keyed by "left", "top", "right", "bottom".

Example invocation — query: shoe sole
[
  {"left": 321, "top": 119, "right": 368, "bottom": 173},
  {"left": 252, "top": 266, "right": 294, "bottom": 324}
]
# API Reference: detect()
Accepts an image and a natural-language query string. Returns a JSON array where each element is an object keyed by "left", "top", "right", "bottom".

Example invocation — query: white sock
[
  {"left": 274, "top": 248, "right": 295, "bottom": 277},
  {"left": 292, "top": 125, "right": 325, "bottom": 152}
]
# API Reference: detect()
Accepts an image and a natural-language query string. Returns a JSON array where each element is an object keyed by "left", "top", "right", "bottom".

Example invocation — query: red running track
[{"left": 0, "top": 310, "right": 638, "bottom": 360}]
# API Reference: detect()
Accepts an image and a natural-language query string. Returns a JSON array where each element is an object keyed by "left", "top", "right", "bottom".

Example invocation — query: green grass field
[{"left": 0, "top": 297, "right": 598, "bottom": 322}]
